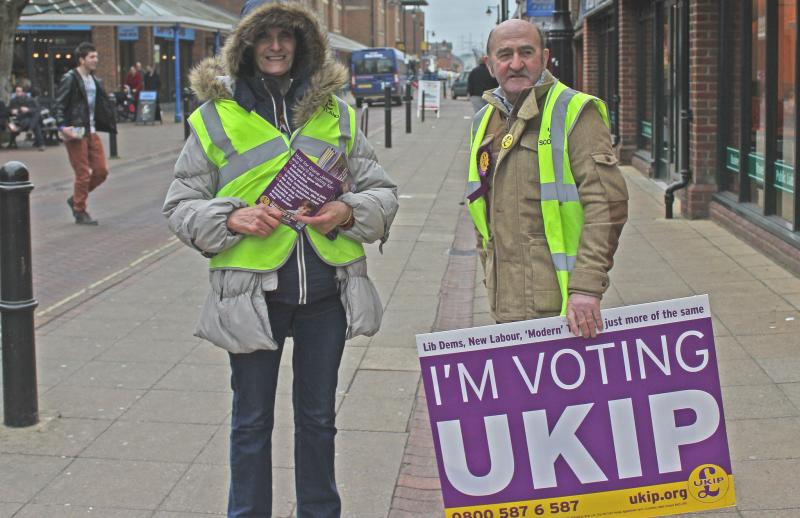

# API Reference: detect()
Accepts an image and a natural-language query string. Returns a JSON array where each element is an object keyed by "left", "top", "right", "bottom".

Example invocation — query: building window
[
  {"left": 722, "top": 0, "right": 742, "bottom": 195},
  {"left": 636, "top": 3, "right": 654, "bottom": 154},
  {"left": 775, "top": 0, "right": 796, "bottom": 222},
  {"left": 749, "top": 0, "right": 768, "bottom": 209}
]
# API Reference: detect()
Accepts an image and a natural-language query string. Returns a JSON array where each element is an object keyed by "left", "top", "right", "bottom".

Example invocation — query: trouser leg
[
  {"left": 66, "top": 138, "right": 91, "bottom": 212},
  {"left": 289, "top": 295, "right": 347, "bottom": 518},
  {"left": 227, "top": 302, "right": 294, "bottom": 518},
  {"left": 86, "top": 133, "right": 109, "bottom": 193}
]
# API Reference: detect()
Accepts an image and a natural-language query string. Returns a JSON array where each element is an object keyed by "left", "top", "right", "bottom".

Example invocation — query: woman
[
  {"left": 162, "top": 2, "right": 398, "bottom": 517},
  {"left": 124, "top": 65, "right": 142, "bottom": 101}
]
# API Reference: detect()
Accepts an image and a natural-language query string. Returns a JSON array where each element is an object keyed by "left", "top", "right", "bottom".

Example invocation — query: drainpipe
[{"left": 665, "top": 0, "right": 690, "bottom": 219}]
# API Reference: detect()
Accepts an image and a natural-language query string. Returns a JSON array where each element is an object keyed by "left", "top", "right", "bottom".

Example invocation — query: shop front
[
  {"left": 716, "top": 0, "right": 798, "bottom": 236},
  {"left": 12, "top": 25, "right": 92, "bottom": 99}
]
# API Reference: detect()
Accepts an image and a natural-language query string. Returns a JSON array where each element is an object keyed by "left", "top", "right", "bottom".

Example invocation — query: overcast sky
[{"left": 421, "top": 0, "right": 505, "bottom": 58}]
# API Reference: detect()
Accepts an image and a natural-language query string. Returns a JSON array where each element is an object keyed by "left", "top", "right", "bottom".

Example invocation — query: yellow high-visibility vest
[
  {"left": 467, "top": 82, "right": 610, "bottom": 315},
  {"left": 189, "top": 95, "right": 364, "bottom": 271}
]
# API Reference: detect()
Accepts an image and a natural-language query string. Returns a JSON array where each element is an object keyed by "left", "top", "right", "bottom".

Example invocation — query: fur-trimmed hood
[{"left": 189, "top": 2, "right": 348, "bottom": 127}]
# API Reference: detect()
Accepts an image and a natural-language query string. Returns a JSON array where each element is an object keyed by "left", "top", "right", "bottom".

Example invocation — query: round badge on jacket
[{"left": 501, "top": 133, "right": 514, "bottom": 149}]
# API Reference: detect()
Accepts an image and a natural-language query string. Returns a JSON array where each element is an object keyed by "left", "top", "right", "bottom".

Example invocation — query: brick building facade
[{"left": 575, "top": 0, "right": 799, "bottom": 270}]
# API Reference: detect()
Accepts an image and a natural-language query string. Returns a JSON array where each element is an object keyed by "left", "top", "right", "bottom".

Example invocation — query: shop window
[
  {"left": 722, "top": 0, "right": 742, "bottom": 195},
  {"left": 636, "top": 3, "right": 654, "bottom": 153},
  {"left": 775, "top": 1, "right": 796, "bottom": 222},
  {"left": 749, "top": 0, "right": 767, "bottom": 209}
]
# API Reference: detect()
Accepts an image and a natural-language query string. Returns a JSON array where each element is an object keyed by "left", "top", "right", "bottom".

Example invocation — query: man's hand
[
  {"left": 566, "top": 293, "right": 603, "bottom": 338},
  {"left": 294, "top": 201, "right": 352, "bottom": 235},
  {"left": 227, "top": 205, "right": 283, "bottom": 238},
  {"left": 59, "top": 126, "right": 78, "bottom": 141}
]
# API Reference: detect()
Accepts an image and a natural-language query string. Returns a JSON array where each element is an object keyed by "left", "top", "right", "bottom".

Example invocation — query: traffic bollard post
[
  {"left": 405, "top": 83, "right": 412, "bottom": 134},
  {"left": 384, "top": 84, "right": 392, "bottom": 149},
  {"left": 0, "top": 161, "right": 39, "bottom": 428},
  {"left": 183, "top": 89, "right": 192, "bottom": 140},
  {"left": 109, "top": 109, "right": 119, "bottom": 159},
  {"left": 421, "top": 91, "right": 426, "bottom": 123}
]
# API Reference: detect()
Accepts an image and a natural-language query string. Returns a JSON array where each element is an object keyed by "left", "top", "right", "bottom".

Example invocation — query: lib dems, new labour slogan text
[{"left": 416, "top": 295, "right": 735, "bottom": 518}]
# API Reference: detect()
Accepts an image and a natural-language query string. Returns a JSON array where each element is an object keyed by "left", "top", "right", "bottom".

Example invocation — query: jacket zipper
[{"left": 297, "top": 233, "right": 307, "bottom": 305}]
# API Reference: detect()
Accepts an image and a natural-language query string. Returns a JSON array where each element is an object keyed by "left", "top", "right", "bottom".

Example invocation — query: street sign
[
  {"left": 417, "top": 80, "right": 441, "bottom": 118},
  {"left": 417, "top": 295, "right": 736, "bottom": 518}
]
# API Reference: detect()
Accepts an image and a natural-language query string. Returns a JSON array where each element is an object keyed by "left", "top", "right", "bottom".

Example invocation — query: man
[
  {"left": 467, "top": 19, "right": 628, "bottom": 338},
  {"left": 54, "top": 42, "right": 116, "bottom": 225},
  {"left": 8, "top": 85, "right": 45, "bottom": 150},
  {"left": 143, "top": 64, "right": 162, "bottom": 121},
  {"left": 467, "top": 59, "right": 498, "bottom": 112}
]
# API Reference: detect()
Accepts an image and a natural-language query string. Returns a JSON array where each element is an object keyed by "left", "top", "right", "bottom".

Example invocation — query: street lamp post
[
  {"left": 547, "top": 0, "right": 574, "bottom": 87},
  {"left": 485, "top": 1, "right": 509, "bottom": 24}
]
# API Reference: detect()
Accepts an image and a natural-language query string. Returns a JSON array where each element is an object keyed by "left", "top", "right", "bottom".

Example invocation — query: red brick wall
[
  {"left": 582, "top": 17, "right": 600, "bottom": 97},
  {"left": 617, "top": 0, "right": 637, "bottom": 163},
  {"left": 343, "top": 0, "right": 373, "bottom": 46},
  {"left": 92, "top": 27, "right": 119, "bottom": 92},
  {"left": 680, "top": 0, "right": 720, "bottom": 218}
]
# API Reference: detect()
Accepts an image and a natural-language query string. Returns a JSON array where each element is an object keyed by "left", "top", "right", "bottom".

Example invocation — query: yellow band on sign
[{"left": 445, "top": 476, "right": 736, "bottom": 518}]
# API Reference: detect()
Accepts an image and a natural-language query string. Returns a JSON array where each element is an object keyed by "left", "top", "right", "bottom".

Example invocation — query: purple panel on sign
[{"left": 420, "top": 317, "right": 731, "bottom": 508}]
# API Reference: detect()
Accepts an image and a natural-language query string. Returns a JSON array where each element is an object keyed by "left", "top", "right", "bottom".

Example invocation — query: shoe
[
  {"left": 67, "top": 196, "right": 76, "bottom": 217},
  {"left": 74, "top": 211, "right": 98, "bottom": 225}
]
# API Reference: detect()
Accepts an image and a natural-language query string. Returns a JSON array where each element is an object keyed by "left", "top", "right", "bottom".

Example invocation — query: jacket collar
[{"left": 483, "top": 69, "right": 557, "bottom": 121}]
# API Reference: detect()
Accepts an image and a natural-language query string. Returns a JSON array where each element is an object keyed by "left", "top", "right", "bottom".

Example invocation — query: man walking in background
[
  {"left": 54, "top": 42, "right": 116, "bottom": 225},
  {"left": 467, "top": 58, "right": 498, "bottom": 112}
]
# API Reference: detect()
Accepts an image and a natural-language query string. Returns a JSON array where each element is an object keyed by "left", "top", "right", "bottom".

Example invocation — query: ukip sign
[{"left": 416, "top": 295, "right": 735, "bottom": 517}]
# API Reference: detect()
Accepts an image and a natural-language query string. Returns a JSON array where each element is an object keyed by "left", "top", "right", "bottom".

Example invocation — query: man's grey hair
[{"left": 485, "top": 21, "right": 548, "bottom": 56}]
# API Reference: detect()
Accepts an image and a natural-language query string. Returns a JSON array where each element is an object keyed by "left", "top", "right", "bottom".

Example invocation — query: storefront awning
[
  {"left": 328, "top": 32, "right": 367, "bottom": 53},
  {"left": 20, "top": 0, "right": 239, "bottom": 33}
]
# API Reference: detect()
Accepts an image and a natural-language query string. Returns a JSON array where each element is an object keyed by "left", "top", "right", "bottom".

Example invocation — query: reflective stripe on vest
[
  {"left": 188, "top": 95, "right": 365, "bottom": 271},
  {"left": 467, "top": 103, "right": 493, "bottom": 248},
  {"left": 467, "top": 82, "right": 609, "bottom": 315}
]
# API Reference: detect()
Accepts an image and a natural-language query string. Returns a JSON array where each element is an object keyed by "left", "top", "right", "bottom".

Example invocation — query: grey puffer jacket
[{"left": 162, "top": 3, "right": 398, "bottom": 353}]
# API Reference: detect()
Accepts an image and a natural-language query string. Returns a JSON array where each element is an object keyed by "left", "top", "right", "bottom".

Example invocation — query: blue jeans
[{"left": 228, "top": 295, "right": 347, "bottom": 518}]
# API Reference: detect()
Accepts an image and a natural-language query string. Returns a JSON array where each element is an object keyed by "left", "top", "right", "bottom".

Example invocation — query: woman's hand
[
  {"left": 227, "top": 205, "right": 284, "bottom": 237},
  {"left": 294, "top": 201, "right": 352, "bottom": 235}
]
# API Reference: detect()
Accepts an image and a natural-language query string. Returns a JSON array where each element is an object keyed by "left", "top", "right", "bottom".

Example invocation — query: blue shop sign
[
  {"left": 154, "top": 27, "right": 195, "bottom": 41},
  {"left": 527, "top": 1, "right": 555, "bottom": 17},
  {"left": 17, "top": 24, "right": 92, "bottom": 32},
  {"left": 118, "top": 25, "right": 139, "bottom": 41}
]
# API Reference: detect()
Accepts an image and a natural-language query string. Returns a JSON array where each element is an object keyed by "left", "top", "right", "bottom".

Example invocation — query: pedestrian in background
[
  {"left": 467, "top": 19, "right": 628, "bottom": 337},
  {"left": 8, "top": 85, "right": 46, "bottom": 150},
  {"left": 162, "top": 2, "right": 398, "bottom": 517},
  {"left": 143, "top": 64, "right": 162, "bottom": 121},
  {"left": 124, "top": 65, "right": 143, "bottom": 102},
  {"left": 54, "top": 42, "right": 116, "bottom": 225},
  {"left": 467, "top": 59, "right": 498, "bottom": 112}
]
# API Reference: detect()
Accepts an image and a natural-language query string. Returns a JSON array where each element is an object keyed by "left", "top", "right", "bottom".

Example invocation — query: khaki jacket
[{"left": 476, "top": 71, "right": 628, "bottom": 322}]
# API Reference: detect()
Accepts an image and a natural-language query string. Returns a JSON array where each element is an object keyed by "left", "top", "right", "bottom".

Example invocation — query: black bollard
[
  {"left": 0, "top": 162, "right": 39, "bottom": 428},
  {"left": 109, "top": 106, "right": 119, "bottom": 159},
  {"left": 384, "top": 84, "right": 392, "bottom": 149},
  {"left": 183, "top": 89, "right": 191, "bottom": 140},
  {"left": 405, "top": 83, "right": 412, "bottom": 134},
  {"left": 421, "top": 90, "right": 426, "bottom": 123}
]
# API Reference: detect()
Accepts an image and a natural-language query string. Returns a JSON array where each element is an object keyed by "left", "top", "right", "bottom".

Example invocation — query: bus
[{"left": 350, "top": 47, "right": 408, "bottom": 107}]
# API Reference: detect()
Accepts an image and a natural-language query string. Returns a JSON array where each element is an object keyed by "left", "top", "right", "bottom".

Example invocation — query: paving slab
[
  {"left": 337, "top": 430, "right": 408, "bottom": 518},
  {"left": 13, "top": 504, "right": 150, "bottom": 518},
  {"left": 119, "top": 390, "right": 230, "bottom": 425},
  {"left": 0, "top": 454, "right": 71, "bottom": 502},
  {"left": 160, "top": 463, "right": 229, "bottom": 515},
  {"left": 82, "top": 421, "right": 217, "bottom": 462},
  {"left": 0, "top": 417, "right": 109, "bottom": 457},
  {"left": 34, "top": 458, "right": 187, "bottom": 509}
]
